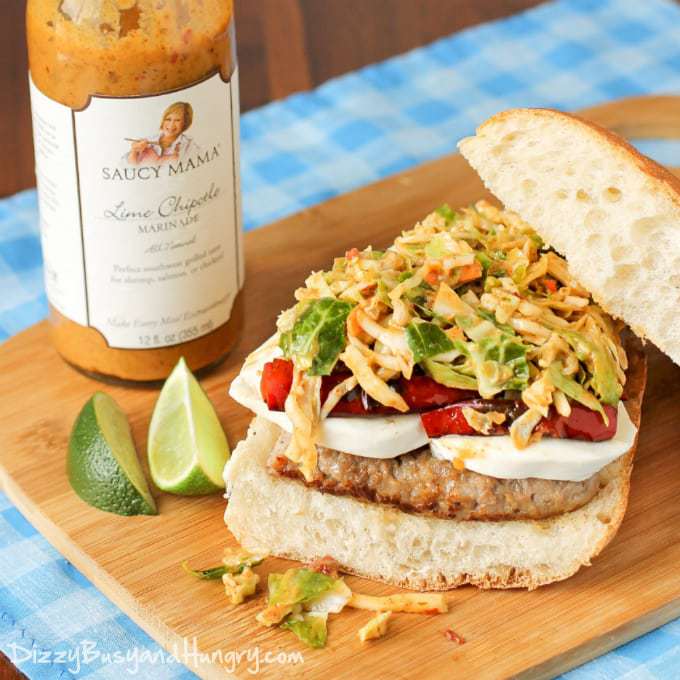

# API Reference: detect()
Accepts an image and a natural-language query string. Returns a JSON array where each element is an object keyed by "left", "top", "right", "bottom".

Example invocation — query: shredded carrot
[
  {"left": 444, "top": 326, "right": 464, "bottom": 342},
  {"left": 424, "top": 262, "right": 443, "bottom": 286},
  {"left": 345, "top": 247, "right": 361, "bottom": 260},
  {"left": 347, "top": 306, "right": 363, "bottom": 336},
  {"left": 424, "top": 271, "right": 439, "bottom": 286},
  {"left": 457, "top": 261, "right": 482, "bottom": 283},
  {"left": 542, "top": 277, "right": 558, "bottom": 293}
]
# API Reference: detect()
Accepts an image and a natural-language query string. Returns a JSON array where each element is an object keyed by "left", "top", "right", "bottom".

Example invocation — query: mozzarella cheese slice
[
  {"left": 229, "top": 338, "right": 637, "bottom": 481},
  {"left": 429, "top": 401, "right": 636, "bottom": 481}
]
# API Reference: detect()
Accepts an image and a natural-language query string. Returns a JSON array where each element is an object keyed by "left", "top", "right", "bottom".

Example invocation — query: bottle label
[{"left": 29, "top": 70, "right": 243, "bottom": 350}]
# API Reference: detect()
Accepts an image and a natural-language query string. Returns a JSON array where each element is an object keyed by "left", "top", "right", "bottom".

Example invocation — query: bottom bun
[{"left": 224, "top": 416, "right": 637, "bottom": 592}]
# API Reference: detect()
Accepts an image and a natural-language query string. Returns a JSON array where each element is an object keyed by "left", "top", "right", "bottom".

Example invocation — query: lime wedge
[
  {"left": 148, "top": 358, "right": 229, "bottom": 495},
  {"left": 68, "top": 392, "right": 157, "bottom": 516}
]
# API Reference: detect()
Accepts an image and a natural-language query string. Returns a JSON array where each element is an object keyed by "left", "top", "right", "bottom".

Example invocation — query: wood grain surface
[
  {"left": 1, "top": 0, "right": 546, "bottom": 197},
  {"left": 1, "top": 98, "right": 679, "bottom": 680},
  {"left": 0, "top": 4, "right": 558, "bottom": 677}
]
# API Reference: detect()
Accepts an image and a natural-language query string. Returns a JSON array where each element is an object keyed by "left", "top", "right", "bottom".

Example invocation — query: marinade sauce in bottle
[{"left": 27, "top": 0, "right": 244, "bottom": 382}]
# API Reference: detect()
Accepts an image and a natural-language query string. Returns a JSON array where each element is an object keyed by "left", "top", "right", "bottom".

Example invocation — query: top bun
[{"left": 459, "top": 108, "right": 680, "bottom": 365}]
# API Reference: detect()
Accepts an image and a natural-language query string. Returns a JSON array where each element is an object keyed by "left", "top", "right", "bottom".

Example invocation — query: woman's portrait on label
[{"left": 126, "top": 101, "right": 199, "bottom": 166}]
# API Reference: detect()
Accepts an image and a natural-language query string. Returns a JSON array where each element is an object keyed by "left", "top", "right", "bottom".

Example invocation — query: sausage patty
[{"left": 268, "top": 439, "right": 614, "bottom": 521}]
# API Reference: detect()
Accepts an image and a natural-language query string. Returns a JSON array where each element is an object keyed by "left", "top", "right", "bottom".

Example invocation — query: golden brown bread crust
[{"left": 477, "top": 108, "right": 680, "bottom": 213}]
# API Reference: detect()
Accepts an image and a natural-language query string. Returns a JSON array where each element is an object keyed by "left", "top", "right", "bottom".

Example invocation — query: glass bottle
[{"left": 26, "top": 0, "right": 244, "bottom": 382}]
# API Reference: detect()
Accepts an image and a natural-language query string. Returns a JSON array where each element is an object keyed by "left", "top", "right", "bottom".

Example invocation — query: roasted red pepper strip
[
  {"left": 537, "top": 404, "right": 617, "bottom": 442},
  {"left": 260, "top": 360, "right": 618, "bottom": 441},
  {"left": 421, "top": 404, "right": 477, "bottom": 436},
  {"left": 420, "top": 399, "right": 522, "bottom": 437},
  {"left": 421, "top": 400, "right": 618, "bottom": 442},
  {"left": 260, "top": 358, "right": 294, "bottom": 410},
  {"left": 398, "top": 375, "right": 475, "bottom": 410}
]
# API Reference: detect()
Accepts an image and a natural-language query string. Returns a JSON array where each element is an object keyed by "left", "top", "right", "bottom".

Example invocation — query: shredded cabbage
[{"left": 273, "top": 200, "right": 628, "bottom": 473}]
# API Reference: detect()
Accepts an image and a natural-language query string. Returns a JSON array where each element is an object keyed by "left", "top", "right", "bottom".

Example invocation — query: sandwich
[{"left": 223, "top": 108, "right": 678, "bottom": 590}]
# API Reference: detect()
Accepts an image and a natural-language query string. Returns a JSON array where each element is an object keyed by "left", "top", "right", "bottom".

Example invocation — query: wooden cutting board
[{"left": 1, "top": 96, "right": 680, "bottom": 680}]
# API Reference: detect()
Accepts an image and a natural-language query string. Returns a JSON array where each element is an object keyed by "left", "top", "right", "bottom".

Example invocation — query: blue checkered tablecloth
[{"left": 2, "top": 0, "right": 680, "bottom": 677}]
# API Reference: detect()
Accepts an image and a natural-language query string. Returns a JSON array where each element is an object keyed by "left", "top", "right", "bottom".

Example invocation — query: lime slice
[
  {"left": 148, "top": 358, "right": 229, "bottom": 495},
  {"left": 68, "top": 392, "right": 157, "bottom": 516}
]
